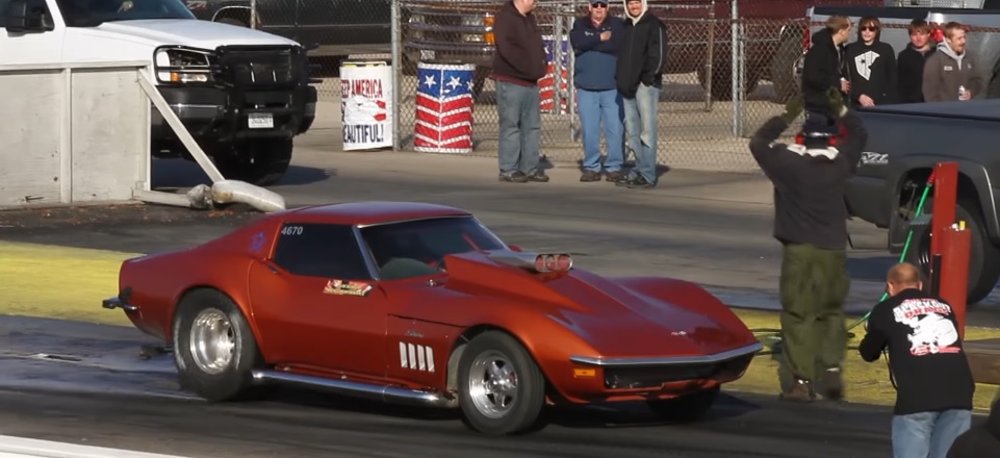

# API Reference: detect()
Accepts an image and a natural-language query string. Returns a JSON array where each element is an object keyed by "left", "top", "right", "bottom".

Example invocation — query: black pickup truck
[
  {"left": 848, "top": 100, "right": 1000, "bottom": 305},
  {"left": 184, "top": 0, "right": 391, "bottom": 58}
]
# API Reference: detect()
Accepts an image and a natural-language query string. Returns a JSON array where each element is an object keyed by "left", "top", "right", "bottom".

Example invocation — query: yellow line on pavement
[{"left": 0, "top": 241, "right": 138, "bottom": 326}]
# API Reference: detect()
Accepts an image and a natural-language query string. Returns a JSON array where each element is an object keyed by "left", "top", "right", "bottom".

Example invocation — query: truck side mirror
[{"left": 5, "top": 0, "right": 54, "bottom": 34}]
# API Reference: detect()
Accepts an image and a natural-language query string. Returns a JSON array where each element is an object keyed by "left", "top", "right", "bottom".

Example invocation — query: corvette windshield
[
  {"left": 360, "top": 217, "right": 505, "bottom": 279},
  {"left": 56, "top": 0, "right": 195, "bottom": 27}
]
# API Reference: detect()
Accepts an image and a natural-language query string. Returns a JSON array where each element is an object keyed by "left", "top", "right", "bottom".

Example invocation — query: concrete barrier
[{"left": 0, "top": 61, "right": 151, "bottom": 208}]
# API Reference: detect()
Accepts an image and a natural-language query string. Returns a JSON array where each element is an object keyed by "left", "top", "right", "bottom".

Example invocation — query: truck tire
[
  {"left": 770, "top": 32, "right": 803, "bottom": 104},
  {"left": 906, "top": 198, "right": 1000, "bottom": 306},
  {"left": 212, "top": 138, "right": 292, "bottom": 187}
]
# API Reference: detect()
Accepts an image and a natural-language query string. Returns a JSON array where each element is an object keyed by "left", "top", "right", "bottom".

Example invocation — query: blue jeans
[
  {"left": 892, "top": 409, "right": 971, "bottom": 458},
  {"left": 496, "top": 81, "right": 541, "bottom": 175},
  {"left": 577, "top": 88, "right": 624, "bottom": 173},
  {"left": 622, "top": 83, "right": 660, "bottom": 184}
]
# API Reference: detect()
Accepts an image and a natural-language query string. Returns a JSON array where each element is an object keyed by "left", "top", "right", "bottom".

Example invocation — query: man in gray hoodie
[{"left": 923, "top": 21, "right": 982, "bottom": 102}]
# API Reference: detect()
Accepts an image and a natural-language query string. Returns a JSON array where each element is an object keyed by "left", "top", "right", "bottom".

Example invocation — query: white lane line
[{"left": 0, "top": 435, "right": 193, "bottom": 458}]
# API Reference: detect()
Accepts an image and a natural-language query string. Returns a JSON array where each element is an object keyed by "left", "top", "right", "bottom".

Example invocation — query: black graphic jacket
[
  {"left": 859, "top": 288, "right": 975, "bottom": 415},
  {"left": 845, "top": 34, "right": 897, "bottom": 106}
]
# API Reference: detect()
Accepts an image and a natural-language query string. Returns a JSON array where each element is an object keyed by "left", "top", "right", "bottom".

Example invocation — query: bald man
[{"left": 859, "top": 262, "right": 974, "bottom": 458}]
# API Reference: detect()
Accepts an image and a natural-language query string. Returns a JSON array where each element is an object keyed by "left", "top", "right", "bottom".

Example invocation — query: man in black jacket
[
  {"left": 897, "top": 19, "right": 936, "bottom": 103},
  {"left": 860, "top": 262, "right": 974, "bottom": 458},
  {"left": 492, "top": 0, "right": 549, "bottom": 183},
  {"left": 749, "top": 88, "right": 866, "bottom": 403},
  {"left": 844, "top": 16, "right": 897, "bottom": 107},
  {"left": 614, "top": 0, "right": 666, "bottom": 189},
  {"left": 802, "top": 16, "right": 852, "bottom": 122}
]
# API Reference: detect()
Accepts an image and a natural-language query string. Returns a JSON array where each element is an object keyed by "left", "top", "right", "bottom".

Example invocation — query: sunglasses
[
  {"left": 861, "top": 26, "right": 879, "bottom": 31},
  {"left": 591, "top": 2, "right": 608, "bottom": 7}
]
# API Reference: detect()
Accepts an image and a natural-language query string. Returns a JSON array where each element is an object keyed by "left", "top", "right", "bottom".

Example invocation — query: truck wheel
[
  {"left": 458, "top": 331, "right": 545, "bottom": 435},
  {"left": 907, "top": 199, "right": 1000, "bottom": 305},
  {"left": 647, "top": 386, "right": 720, "bottom": 422},
  {"left": 770, "top": 32, "right": 803, "bottom": 104},
  {"left": 173, "top": 289, "right": 263, "bottom": 402},
  {"left": 213, "top": 138, "right": 292, "bottom": 186}
]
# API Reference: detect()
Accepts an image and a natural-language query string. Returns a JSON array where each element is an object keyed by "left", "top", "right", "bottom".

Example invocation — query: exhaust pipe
[{"left": 251, "top": 370, "right": 456, "bottom": 408}]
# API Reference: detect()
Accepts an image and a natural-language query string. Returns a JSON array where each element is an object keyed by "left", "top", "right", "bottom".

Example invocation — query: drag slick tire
[
  {"left": 458, "top": 331, "right": 545, "bottom": 435},
  {"left": 647, "top": 386, "right": 720, "bottom": 422},
  {"left": 173, "top": 289, "right": 262, "bottom": 402}
]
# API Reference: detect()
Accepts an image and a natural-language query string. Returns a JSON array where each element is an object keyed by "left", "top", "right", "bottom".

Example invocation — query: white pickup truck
[{"left": 0, "top": 0, "right": 317, "bottom": 186}]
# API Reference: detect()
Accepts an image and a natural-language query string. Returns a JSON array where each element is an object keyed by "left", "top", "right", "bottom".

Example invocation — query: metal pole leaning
[{"left": 250, "top": 0, "right": 257, "bottom": 28}]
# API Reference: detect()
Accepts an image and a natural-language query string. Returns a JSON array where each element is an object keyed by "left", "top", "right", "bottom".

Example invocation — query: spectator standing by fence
[
  {"left": 845, "top": 16, "right": 897, "bottom": 107},
  {"left": 923, "top": 21, "right": 982, "bottom": 102},
  {"left": 898, "top": 19, "right": 936, "bottom": 103},
  {"left": 570, "top": 0, "right": 625, "bottom": 182},
  {"left": 802, "top": 15, "right": 852, "bottom": 124},
  {"left": 492, "top": 0, "right": 550, "bottom": 183},
  {"left": 615, "top": 0, "right": 666, "bottom": 190},
  {"left": 859, "top": 262, "right": 974, "bottom": 458}
]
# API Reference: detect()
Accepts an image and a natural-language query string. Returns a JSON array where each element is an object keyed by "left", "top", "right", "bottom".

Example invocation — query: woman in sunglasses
[{"left": 844, "top": 16, "right": 898, "bottom": 107}]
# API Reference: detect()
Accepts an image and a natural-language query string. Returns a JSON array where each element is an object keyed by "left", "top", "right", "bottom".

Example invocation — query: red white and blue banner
[
  {"left": 414, "top": 62, "right": 475, "bottom": 154},
  {"left": 341, "top": 61, "right": 393, "bottom": 151}
]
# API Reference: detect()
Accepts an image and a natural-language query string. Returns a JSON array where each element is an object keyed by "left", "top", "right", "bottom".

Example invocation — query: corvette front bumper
[{"left": 561, "top": 342, "right": 762, "bottom": 397}]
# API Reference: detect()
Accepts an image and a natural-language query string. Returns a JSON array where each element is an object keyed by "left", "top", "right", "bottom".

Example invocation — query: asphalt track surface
[
  {"left": 0, "top": 314, "right": 899, "bottom": 458},
  {"left": 0, "top": 151, "right": 997, "bottom": 456}
]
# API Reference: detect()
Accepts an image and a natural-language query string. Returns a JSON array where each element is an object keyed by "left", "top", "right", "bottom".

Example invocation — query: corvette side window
[{"left": 272, "top": 223, "right": 372, "bottom": 280}]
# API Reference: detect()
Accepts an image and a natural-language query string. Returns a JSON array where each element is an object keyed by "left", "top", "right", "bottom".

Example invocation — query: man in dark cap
[{"left": 749, "top": 88, "right": 868, "bottom": 403}]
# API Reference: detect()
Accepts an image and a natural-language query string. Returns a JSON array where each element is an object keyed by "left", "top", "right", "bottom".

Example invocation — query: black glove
[
  {"left": 827, "top": 87, "right": 847, "bottom": 118},
  {"left": 781, "top": 95, "right": 804, "bottom": 124}
]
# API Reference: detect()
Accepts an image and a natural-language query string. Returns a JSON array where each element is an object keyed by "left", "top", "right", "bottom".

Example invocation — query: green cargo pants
[{"left": 778, "top": 243, "right": 849, "bottom": 390}]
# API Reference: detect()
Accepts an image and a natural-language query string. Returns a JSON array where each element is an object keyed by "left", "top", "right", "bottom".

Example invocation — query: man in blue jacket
[{"left": 570, "top": 0, "right": 625, "bottom": 182}]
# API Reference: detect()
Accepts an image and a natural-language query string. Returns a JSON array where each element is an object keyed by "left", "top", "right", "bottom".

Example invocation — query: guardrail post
[
  {"left": 250, "top": 0, "right": 257, "bottom": 28},
  {"left": 391, "top": 0, "right": 401, "bottom": 151}
]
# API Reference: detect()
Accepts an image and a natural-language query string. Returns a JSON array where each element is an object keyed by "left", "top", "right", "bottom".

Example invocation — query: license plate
[{"left": 248, "top": 112, "right": 274, "bottom": 129}]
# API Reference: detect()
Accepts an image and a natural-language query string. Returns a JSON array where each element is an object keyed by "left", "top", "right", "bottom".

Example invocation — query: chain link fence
[{"left": 199, "top": 0, "right": 818, "bottom": 173}]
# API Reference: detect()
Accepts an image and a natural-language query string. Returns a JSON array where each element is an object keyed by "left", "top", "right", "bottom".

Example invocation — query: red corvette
[{"left": 103, "top": 202, "right": 762, "bottom": 434}]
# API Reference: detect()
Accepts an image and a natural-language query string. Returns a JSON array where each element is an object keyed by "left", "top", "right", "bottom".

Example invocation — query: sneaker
[
  {"left": 614, "top": 173, "right": 636, "bottom": 187},
  {"left": 605, "top": 171, "right": 624, "bottom": 183},
  {"left": 499, "top": 171, "right": 528, "bottom": 183},
  {"left": 816, "top": 367, "right": 844, "bottom": 401},
  {"left": 779, "top": 378, "right": 815, "bottom": 403},
  {"left": 580, "top": 170, "right": 601, "bottom": 182},
  {"left": 625, "top": 175, "right": 655, "bottom": 189},
  {"left": 525, "top": 169, "right": 550, "bottom": 182}
]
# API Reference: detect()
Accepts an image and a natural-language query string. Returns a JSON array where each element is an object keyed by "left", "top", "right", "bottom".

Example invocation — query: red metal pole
[
  {"left": 929, "top": 162, "right": 958, "bottom": 294},
  {"left": 938, "top": 225, "right": 971, "bottom": 339}
]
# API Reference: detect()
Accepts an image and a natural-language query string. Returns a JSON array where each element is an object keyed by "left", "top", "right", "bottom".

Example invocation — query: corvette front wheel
[
  {"left": 458, "top": 331, "right": 545, "bottom": 435},
  {"left": 173, "top": 289, "right": 263, "bottom": 402}
]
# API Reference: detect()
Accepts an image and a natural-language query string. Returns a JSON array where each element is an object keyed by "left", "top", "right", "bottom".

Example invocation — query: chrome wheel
[
  {"left": 188, "top": 307, "right": 235, "bottom": 375},
  {"left": 467, "top": 350, "right": 519, "bottom": 419}
]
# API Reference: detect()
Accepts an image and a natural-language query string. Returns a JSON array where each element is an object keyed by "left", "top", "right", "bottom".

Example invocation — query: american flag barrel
[
  {"left": 340, "top": 61, "right": 393, "bottom": 151},
  {"left": 414, "top": 61, "right": 475, "bottom": 154},
  {"left": 540, "top": 35, "right": 569, "bottom": 114}
]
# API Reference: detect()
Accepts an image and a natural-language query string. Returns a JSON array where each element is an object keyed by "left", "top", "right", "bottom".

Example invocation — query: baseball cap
[{"left": 590, "top": 0, "right": 608, "bottom": 5}]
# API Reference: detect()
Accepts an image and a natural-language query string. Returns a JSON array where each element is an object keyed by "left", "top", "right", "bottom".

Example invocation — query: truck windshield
[{"left": 56, "top": 0, "right": 195, "bottom": 26}]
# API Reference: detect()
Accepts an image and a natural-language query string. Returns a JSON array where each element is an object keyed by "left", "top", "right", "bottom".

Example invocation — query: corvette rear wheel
[
  {"left": 458, "top": 331, "right": 545, "bottom": 435},
  {"left": 173, "top": 289, "right": 262, "bottom": 402},
  {"left": 647, "top": 386, "right": 720, "bottom": 422}
]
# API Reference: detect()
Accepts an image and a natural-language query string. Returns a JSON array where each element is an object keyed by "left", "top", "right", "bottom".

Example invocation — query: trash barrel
[
  {"left": 540, "top": 35, "right": 569, "bottom": 114},
  {"left": 414, "top": 61, "right": 474, "bottom": 154}
]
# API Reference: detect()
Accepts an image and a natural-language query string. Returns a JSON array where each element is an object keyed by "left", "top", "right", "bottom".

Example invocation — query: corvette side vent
[{"left": 399, "top": 342, "right": 435, "bottom": 372}]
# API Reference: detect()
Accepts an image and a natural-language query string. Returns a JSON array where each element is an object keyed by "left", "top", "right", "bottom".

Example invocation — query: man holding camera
[{"left": 749, "top": 88, "right": 867, "bottom": 402}]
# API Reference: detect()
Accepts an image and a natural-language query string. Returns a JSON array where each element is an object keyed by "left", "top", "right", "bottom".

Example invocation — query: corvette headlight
[{"left": 154, "top": 47, "right": 214, "bottom": 84}]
